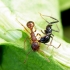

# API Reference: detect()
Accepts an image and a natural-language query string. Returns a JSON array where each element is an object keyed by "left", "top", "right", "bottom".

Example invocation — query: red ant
[
  {"left": 26, "top": 21, "right": 40, "bottom": 51},
  {"left": 16, "top": 19, "right": 50, "bottom": 63},
  {"left": 38, "top": 13, "right": 61, "bottom": 48}
]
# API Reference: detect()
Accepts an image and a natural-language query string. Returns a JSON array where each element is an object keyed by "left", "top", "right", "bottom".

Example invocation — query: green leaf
[
  {"left": 59, "top": 0, "right": 70, "bottom": 11},
  {"left": 0, "top": 30, "right": 64, "bottom": 70},
  {"left": 0, "top": 43, "right": 64, "bottom": 70},
  {"left": 0, "top": 0, "right": 70, "bottom": 70}
]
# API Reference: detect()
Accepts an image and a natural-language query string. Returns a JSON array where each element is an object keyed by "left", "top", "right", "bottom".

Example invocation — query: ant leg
[
  {"left": 33, "top": 27, "right": 41, "bottom": 38},
  {"left": 39, "top": 13, "right": 60, "bottom": 32},
  {"left": 39, "top": 13, "right": 59, "bottom": 24},
  {"left": 36, "top": 33, "right": 41, "bottom": 40},
  {"left": 51, "top": 33, "right": 54, "bottom": 36},
  {"left": 48, "top": 16, "right": 59, "bottom": 24},
  {"left": 33, "top": 27, "right": 41, "bottom": 37},
  {"left": 56, "top": 43, "right": 61, "bottom": 48},
  {"left": 36, "top": 33, "right": 41, "bottom": 37},
  {"left": 48, "top": 16, "right": 60, "bottom": 32},
  {"left": 52, "top": 29, "right": 59, "bottom": 32},
  {"left": 39, "top": 13, "right": 50, "bottom": 23},
  {"left": 24, "top": 37, "right": 31, "bottom": 50},
  {"left": 33, "top": 28, "right": 36, "bottom": 32},
  {"left": 41, "top": 14, "right": 59, "bottom": 24},
  {"left": 45, "top": 16, "right": 59, "bottom": 32},
  {"left": 41, "top": 30, "right": 45, "bottom": 34},
  {"left": 38, "top": 49, "right": 50, "bottom": 62},
  {"left": 24, "top": 50, "right": 33, "bottom": 63},
  {"left": 49, "top": 36, "right": 61, "bottom": 49},
  {"left": 50, "top": 43, "right": 61, "bottom": 49},
  {"left": 52, "top": 24, "right": 60, "bottom": 32},
  {"left": 33, "top": 25, "right": 37, "bottom": 32},
  {"left": 45, "top": 41, "right": 61, "bottom": 49},
  {"left": 49, "top": 36, "right": 53, "bottom": 45},
  {"left": 45, "top": 36, "right": 61, "bottom": 49}
]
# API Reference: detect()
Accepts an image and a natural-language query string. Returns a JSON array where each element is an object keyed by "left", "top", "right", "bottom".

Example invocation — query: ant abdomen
[
  {"left": 38, "top": 35, "right": 50, "bottom": 43},
  {"left": 31, "top": 42, "right": 40, "bottom": 51}
]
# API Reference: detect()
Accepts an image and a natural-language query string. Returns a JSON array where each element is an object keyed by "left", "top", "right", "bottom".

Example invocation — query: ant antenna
[
  {"left": 39, "top": 13, "right": 59, "bottom": 25},
  {"left": 39, "top": 13, "right": 59, "bottom": 32},
  {"left": 16, "top": 18, "right": 30, "bottom": 34},
  {"left": 39, "top": 13, "right": 50, "bottom": 24},
  {"left": 24, "top": 50, "right": 33, "bottom": 63}
]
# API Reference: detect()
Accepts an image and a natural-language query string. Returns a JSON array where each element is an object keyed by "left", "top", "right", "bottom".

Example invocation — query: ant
[
  {"left": 38, "top": 13, "right": 61, "bottom": 48},
  {"left": 26, "top": 21, "right": 40, "bottom": 51},
  {"left": 16, "top": 20, "right": 40, "bottom": 51},
  {"left": 16, "top": 19, "right": 50, "bottom": 63}
]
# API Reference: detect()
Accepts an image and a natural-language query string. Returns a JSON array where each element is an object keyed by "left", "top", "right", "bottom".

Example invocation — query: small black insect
[{"left": 38, "top": 13, "right": 61, "bottom": 48}]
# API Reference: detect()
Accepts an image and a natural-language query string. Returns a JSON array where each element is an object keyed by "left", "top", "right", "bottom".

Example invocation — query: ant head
[
  {"left": 46, "top": 24, "right": 52, "bottom": 29},
  {"left": 27, "top": 21, "right": 34, "bottom": 29}
]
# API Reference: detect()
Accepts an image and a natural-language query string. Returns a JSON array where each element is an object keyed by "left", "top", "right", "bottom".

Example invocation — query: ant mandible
[{"left": 38, "top": 13, "right": 61, "bottom": 48}]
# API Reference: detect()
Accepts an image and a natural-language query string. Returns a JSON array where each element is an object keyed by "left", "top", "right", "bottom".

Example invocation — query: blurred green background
[
  {"left": 61, "top": 9, "right": 70, "bottom": 43},
  {"left": 0, "top": 0, "right": 70, "bottom": 70}
]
